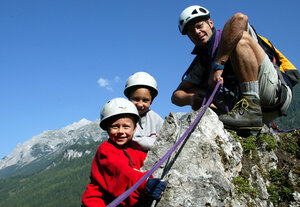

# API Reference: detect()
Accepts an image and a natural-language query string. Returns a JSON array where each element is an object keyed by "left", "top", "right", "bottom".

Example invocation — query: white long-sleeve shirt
[{"left": 131, "top": 110, "right": 164, "bottom": 152}]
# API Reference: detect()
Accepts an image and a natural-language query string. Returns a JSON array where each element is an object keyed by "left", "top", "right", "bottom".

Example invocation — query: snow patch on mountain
[
  {"left": 63, "top": 149, "right": 93, "bottom": 160},
  {"left": 64, "top": 150, "right": 83, "bottom": 160}
]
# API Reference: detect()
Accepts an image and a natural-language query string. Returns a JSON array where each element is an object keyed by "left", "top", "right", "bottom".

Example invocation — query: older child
[
  {"left": 124, "top": 72, "right": 164, "bottom": 152},
  {"left": 81, "top": 98, "right": 166, "bottom": 207}
]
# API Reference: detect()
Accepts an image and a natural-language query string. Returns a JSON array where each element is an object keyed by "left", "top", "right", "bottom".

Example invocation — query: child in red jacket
[{"left": 81, "top": 98, "right": 166, "bottom": 207}]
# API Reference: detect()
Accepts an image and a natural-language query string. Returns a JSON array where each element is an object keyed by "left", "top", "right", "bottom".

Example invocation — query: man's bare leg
[{"left": 216, "top": 14, "right": 267, "bottom": 133}]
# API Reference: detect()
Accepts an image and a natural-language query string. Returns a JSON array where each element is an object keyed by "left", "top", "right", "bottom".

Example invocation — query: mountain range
[
  {"left": 0, "top": 118, "right": 107, "bottom": 179},
  {"left": 0, "top": 118, "right": 109, "bottom": 206}
]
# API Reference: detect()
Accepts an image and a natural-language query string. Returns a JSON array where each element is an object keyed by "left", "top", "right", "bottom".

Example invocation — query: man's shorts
[
  {"left": 258, "top": 56, "right": 292, "bottom": 123},
  {"left": 248, "top": 24, "right": 292, "bottom": 123}
]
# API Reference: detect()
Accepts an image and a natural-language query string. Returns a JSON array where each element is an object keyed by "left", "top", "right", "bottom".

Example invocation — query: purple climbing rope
[
  {"left": 273, "top": 127, "right": 300, "bottom": 134},
  {"left": 106, "top": 81, "right": 221, "bottom": 207},
  {"left": 271, "top": 121, "right": 300, "bottom": 134}
]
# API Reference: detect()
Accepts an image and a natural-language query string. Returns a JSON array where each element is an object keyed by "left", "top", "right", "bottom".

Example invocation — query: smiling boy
[{"left": 81, "top": 98, "right": 166, "bottom": 207}]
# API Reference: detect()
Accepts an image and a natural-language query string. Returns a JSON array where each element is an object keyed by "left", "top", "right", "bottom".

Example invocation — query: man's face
[{"left": 186, "top": 19, "right": 214, "bottom": 47}]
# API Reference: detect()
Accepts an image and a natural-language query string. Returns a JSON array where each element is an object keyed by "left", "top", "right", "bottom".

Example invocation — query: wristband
[{"left": 212, "top": 62, "right": 224, "bottom": 70}]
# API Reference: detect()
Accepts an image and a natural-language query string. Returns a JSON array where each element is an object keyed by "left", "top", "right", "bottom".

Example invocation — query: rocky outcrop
[{"left": 143, "top": 108, "right": 300, "bottom": 207}]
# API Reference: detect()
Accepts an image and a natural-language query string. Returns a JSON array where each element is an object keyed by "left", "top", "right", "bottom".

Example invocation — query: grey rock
[
  {"left": 143, "top": 108, "right": 243, "bottom": 206},
  {"left": 143, "top": 107, "right": 298, "bottom": 207}
]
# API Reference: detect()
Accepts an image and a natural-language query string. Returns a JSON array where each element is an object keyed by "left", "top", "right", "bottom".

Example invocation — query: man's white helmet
[
  {"left": 178, "top": 5, "right": 210, "bottom": 35},
  {"left": 124, "top": 72, "right": 158, "bottom": 99},
  {"left": 100, "top": 97, "right": 139, "bottom": 130}
]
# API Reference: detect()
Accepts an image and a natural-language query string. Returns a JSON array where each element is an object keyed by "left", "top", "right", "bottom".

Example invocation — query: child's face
[
  {"left": 108, "top": 117, "right": 136, "bottom": 146},
  {"left": 130, "top": 88, "right": 152, "bottom": 115}
]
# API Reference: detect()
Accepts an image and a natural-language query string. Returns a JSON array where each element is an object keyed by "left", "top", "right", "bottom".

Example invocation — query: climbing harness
[{"left": 106, "top": 80, "right": 221, "bottom": 207}]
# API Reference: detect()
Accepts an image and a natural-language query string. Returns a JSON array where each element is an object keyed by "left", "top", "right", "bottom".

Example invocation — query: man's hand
[
  {"left": 208, "top": 69, "right": 224, "bottom": 87},
  {"left": 191, "top": 92, "right": 204, "bottom": 111}
]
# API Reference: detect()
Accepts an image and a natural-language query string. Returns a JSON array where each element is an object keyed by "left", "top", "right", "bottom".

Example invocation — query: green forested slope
[{"left": 0, "top": 141, "right": 101, "bottom": 207}]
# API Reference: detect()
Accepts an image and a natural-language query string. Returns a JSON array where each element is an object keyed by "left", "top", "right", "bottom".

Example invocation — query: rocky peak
[{"left": 143, "top": 108, "right": 300, "bottom": 207}]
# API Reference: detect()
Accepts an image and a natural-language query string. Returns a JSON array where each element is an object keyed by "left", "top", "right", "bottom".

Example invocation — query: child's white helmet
[
  {"left": 100, "top": 98, "right": 139, "bottom": 130},
  {"left": 124, "top": 72, "right": 158, "bottom": 98},
  {"left": 178, "top": 5, "right": 210, "bottom": 35}
]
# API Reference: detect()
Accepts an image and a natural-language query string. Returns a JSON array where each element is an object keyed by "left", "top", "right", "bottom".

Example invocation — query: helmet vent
[
  {"left": 199, "top": 8, "right": 207, "bottom": 14},
  {"left": 191, "top": 9, "right": 198, "bottom": 15}
]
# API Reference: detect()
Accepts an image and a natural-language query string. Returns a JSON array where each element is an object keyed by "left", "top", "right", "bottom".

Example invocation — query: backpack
[
  {"left": 256, "top": 34, "right": 300, "bottom": 114},
  {"left": 257, "top": 35, "right": 300, "bottom": 90}
]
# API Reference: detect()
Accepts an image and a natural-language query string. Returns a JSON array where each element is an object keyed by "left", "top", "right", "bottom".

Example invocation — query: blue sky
[{"left": 1, "top": 0, "right": 299, "bottom": 159}]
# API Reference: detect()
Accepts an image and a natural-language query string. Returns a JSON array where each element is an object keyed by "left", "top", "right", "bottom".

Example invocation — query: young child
[
  {"left": 81, "top": 98, "right": 166, "bottom": 207},
  {"left": 124, "top": 72, "right": 164, "bottom": 152}
]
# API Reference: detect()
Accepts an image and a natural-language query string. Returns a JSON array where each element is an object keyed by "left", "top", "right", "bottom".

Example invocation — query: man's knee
[{"left": 232, "top": 12, "right": 248, "bottom": 24}]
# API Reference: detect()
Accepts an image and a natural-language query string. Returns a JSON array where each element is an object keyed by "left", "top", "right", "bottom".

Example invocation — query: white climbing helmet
[
  {"left": 100, "top": 97, "right": 139, "bottom": 130},
  {"left": 178, "top": 5, "right": 210, "bottom": 35},
  {"left": 124, "top": 72, "right": 158, "bottom": 99}
]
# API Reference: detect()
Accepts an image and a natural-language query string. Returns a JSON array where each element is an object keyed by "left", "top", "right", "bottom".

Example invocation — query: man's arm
[
  {"left": 171, "top": 80, "right": 206, "bottom": 110},
  {"left": 171, "top": 80, "right": 196, "bottom": 106},
  {"left": 209, "top": 12, "right": 263, "bottom": 87},
  {"left": 215, "top": 12, "right": 248, "bottom": 65}
]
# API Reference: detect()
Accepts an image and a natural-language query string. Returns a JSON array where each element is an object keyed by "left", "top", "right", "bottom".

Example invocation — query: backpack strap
[
  {"left": 273, "top": 59, "right": 288, "bottom": 87},
  {"left": 181, "top": 29, "right": 223, "bottom": 81},
  {"left": 181, "top": 55, "right": 201, "bottom": 81}
]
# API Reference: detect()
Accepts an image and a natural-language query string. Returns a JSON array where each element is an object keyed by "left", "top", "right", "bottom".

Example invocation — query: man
[{"left": 171, "top": 5, "right": 299, "bottom": 133}]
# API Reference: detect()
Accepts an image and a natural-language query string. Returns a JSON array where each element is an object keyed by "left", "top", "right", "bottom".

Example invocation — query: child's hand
[{"left": 146, "top": 178, "right": 167, "bottom": 200}]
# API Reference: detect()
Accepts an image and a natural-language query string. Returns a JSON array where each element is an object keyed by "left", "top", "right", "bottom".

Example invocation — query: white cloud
[
  {"left": 98, "top": 78, "right": 109, "bottom": 87},
  {"left": 97, "top": 76, "right": 122, "bottom": 91},
  {"left": 114, "top": 76, "right": 121, "bottom": 83}
]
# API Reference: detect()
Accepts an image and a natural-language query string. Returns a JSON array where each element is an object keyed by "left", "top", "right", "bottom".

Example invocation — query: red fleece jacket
[{"left": 82, "top": 139, "right": 149, "bottom": 206}]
